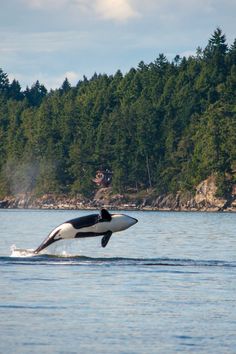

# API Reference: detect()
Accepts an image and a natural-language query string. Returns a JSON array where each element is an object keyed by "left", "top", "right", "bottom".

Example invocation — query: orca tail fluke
[{"left": 34, "top": 229, "right": 61, "bottom": 254}]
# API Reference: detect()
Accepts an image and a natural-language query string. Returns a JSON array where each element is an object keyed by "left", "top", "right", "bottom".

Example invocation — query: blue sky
[{"left": 1, "top": 0, "right": 235, "bottom": 89}]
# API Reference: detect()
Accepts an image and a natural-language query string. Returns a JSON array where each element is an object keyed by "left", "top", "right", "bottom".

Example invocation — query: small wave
[
  {"left": 0, "top": 304, "right": 66, "bottom": 310},
  {"left": 2, "top": 250, "right": 236, "bottom": 268},
  {"left": 3, "top": 244, "right": 235, "bottom": 268}
]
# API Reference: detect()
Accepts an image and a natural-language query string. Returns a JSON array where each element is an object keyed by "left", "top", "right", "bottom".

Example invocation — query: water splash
[
  {"left": 10, "top": 244, "right": 78, "bottom": 258},
  {"left": 10, "top": 244, "right": 37, "bottom": 257}
]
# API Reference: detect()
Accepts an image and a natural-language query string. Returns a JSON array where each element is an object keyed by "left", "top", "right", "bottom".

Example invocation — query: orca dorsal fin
[{"left": 100, "top": 208, "right": 112, "bottom": 221}]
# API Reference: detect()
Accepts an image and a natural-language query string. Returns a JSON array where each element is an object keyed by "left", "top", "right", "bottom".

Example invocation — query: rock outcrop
[
  {"left": 194, "top": 176, "right": 228, "bottom": 211},
  {"left": 1, "top": 176, "right": 236, "bottom": 211}
]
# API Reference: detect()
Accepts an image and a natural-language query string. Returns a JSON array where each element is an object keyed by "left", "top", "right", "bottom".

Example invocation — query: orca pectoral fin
[{"left": 101, "top": 231, "right": 112, "bottom": 248}]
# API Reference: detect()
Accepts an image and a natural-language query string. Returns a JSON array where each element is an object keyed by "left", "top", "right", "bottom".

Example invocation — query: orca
[{"left": 34, "top": 209, "right": 138, "bottom": 254}]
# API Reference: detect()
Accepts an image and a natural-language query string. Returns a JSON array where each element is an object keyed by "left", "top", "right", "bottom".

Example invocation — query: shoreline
[
  {"left": 1, "top": 207, "right": 236, "bottom": 213},
  {"left": 1, "top": 189, "right": 236, "bottom": 213}
]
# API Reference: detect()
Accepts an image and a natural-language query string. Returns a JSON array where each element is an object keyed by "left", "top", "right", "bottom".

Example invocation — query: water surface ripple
[
  {"left": 1, "top": 255, "right": 236, "bottom": 268},
  {"left": 0, "top": 210, "right": 236, "bottom": 354}
]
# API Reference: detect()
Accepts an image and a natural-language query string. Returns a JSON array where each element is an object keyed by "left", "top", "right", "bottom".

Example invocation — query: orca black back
[{"left": 67, "top": 214, "right": 99, "bottom": 229}]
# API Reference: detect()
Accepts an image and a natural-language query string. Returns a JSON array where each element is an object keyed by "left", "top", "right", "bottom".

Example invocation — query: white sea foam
[
  {"left": 10, "top": 244, "right": 80, "bottom": 258},
  {"left": 10, "top": 244, "right": 36, "bottom": 257}
]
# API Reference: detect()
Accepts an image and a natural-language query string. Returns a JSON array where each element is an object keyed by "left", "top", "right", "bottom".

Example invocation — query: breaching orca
[{"left": 34, "top": 209, "right": 138, "bottom": 254}]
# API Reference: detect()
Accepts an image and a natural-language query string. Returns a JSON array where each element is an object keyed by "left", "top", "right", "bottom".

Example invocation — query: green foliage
[
  {"left": 0, "top": 68, "right": 9, "bottom": 97},
  {"left": 0, "top": 29, "right": 235, "bottom": 197}
]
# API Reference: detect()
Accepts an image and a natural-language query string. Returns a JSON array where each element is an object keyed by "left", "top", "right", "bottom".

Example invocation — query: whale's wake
[{"left": 8, "top": 245, "right": 236, "bottom": 269}]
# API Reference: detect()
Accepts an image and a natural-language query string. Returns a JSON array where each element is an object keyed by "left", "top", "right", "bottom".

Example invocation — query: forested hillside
[{"left": 0, "top": 28, "right": 235, "bottom": 198}]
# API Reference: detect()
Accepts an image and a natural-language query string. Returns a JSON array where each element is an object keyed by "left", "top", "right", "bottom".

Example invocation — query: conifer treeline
[{"left": 0, "top": 28, "right": 235, "bottom": 197}]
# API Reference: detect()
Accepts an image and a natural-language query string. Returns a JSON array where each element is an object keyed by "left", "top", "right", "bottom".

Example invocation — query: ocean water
[{"left": 0, "top": 209, "right": 236, "bottom": 354}]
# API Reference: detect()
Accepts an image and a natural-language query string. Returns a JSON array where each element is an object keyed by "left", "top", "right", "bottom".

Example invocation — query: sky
[{"left": 1, "top": 0, "right": 235, "bottom": 89}]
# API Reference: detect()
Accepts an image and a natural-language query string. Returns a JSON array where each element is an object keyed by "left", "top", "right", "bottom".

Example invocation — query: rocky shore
[{"left": 1, "top": 176, "right": 236, "bottom": 212}]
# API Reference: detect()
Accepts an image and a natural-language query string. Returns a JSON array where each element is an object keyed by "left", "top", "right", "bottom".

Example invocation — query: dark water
[{"left": 0, "top": 210, "right": 236, "bottom": 354}]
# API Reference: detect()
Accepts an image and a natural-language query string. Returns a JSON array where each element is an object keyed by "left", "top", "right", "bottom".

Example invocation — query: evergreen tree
[
  {"left": 0, "top": 29, "right": 235, "bottom": 197},
  {"left": 0, "top": 68, "right": 9, "bottom": 96},
  {"left": 24, "top": 81, "right": 47, "bottom": 106},
  {"left": 61, "top": 77, "right": 71, "bottom": 93},
  {"left": 8, "top": 80, "right": 23, "bottom": 100}
]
